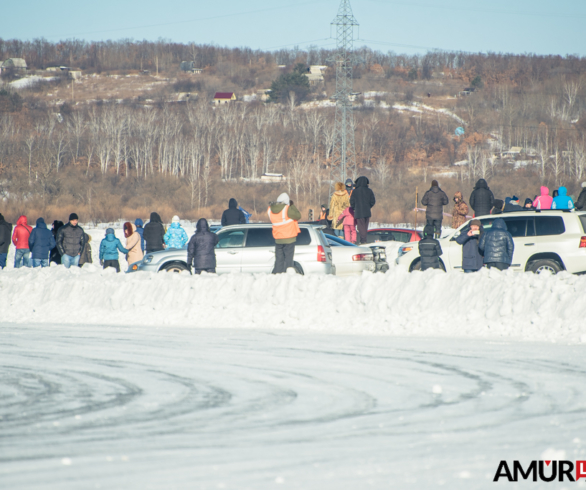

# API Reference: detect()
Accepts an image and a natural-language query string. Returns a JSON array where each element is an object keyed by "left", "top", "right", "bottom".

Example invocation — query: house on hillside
[
  {"left": 180, "top": 61, "right": 203, "bottom": 74},
  {"left": 68, "top": 70, "right": 82, "bottom": 80},
  {"left": 257, "top": 89, "right": 272, "bottom": 101},
  {"left": 213, "top": 92, "right": 236, "bottom": 104},
  {"left": 261, "top": 173, "right": 286, "bottom": 183},
  {"left": 307, "top": 65, "right": 326, "bottom": 86},
  {"left": 0, "top": 58, "right": 27, "bottom": 74}
]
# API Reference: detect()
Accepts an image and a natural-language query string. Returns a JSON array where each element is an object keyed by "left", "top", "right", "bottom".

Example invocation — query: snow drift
[{"left": 1, "top": 264, "right": 585, "bottom": 343}]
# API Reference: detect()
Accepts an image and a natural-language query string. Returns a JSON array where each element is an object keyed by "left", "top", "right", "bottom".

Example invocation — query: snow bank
[{"left": 1, "top": 264, "right": 585, "bottom": 343}]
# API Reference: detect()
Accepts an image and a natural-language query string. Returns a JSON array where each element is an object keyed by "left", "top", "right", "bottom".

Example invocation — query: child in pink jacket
[{"left": 337, "top": 205, "right": 357, "bottom": 243}]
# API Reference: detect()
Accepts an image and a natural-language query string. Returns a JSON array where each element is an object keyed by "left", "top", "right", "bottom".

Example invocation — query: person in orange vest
[
  {"left": 268, "top": 192, "right": 301, "bottom": 274},
  {"left": 319, "top": 204, "right": 327, "bottom": 221}
]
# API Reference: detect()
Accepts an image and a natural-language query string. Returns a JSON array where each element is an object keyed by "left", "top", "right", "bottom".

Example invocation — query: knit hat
[
  {"left": 277, "top": 193, "right": 290, "bottom": 204},
  {"left": 172, "top": 215, "right": 180, "bottom": 223},
  {"left": 423, "top": 224, "right": 436, "bottom": 237},
  {"left": 69, "top": 213, "right": 78, "bottom": 221},
  {"left": 345, "top": 178, "right": 353, "bottom": 187},
  {"left": 105, "top": 228, "right": 114, "bottom": 235},
  {"left": 511, "top": 195, "right": 519, "bottom": 203},
  {"left": 431, "top": 180, "right": 439, "bottom": 187},
  {"left": 524, "top": 198, "right": 533, "bottom": 206},
  {"left": 470, "top": 219, "right": 481, "bottom": 227},
  {"left": 582, "top": 182, "right": 586, "bottom": 188}
]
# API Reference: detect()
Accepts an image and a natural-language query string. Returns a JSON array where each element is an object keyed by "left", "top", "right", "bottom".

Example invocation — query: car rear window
[
  {"left": 245, "top": 227, "right": 312, "bottom": 247},
  {"left": 535, "top": 216, "right": 565, "bottom": 236},
  {"left": 296, "top": 228, "right": 312, "bottom": 245}
]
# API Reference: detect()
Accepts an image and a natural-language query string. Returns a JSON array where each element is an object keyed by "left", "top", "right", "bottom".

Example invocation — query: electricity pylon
[{"left": 329, "top": 0, "right": 359, "bottom": 183}]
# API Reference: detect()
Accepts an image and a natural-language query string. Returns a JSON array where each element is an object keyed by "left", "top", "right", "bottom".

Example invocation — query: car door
[
  {"left": 531, "top": 216, "right": 566, "bottom": 266},
  {"left": 215, "top": 228, "right": 246, "bottom": 273},
  {"left": 501, "top": 217, "right": 530, "bottom": 271},
  {"left": 242, "top": 228, "right": 276, "bottom": 273}
]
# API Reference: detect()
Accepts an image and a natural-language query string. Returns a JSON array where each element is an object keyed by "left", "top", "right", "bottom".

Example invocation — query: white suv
[{"left": 396, "top": 211, "right": 586, "bottom": 274}]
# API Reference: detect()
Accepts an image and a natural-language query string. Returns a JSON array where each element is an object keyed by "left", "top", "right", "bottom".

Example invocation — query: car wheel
[
  {"left": 160, "top": 262, "right": 191, "bottom": 274},
  {"left": 409, "top": 259, "right": 421, "bottom": 272},
  {"left": 293, "top": 262, "right": 304, "bottom": 275},
  {"left": 529, "top": 259, "right": 562, "bottom": 274}
]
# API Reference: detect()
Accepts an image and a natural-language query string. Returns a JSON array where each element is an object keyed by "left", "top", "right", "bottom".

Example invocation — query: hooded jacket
[
  {"left": 135, "top": 218, "right": 145, "bottom": 251},
  {"left": 451, "top": 192, "right": 469, "bottom": 229},
  {"left": 12, "top": 216, "right": 32, "bottom": 249},
  {"left": 469, "top": 179, "right": 495, "bottom": 217},
  {"left": 187, "top": 218, "right": 220, "bottom": 270},
  {"left": 337, "top": 206, "right": 355, "bottom": 227},
  {"left": 221, "top": 198, "right": 246, "bottom": 227},
  {"left": 455, "top": 226, "right": 484, "bottom": 271},
  {"left": 143, "top": 212, "right": 165, "bottom": 252},
  {"left": 99, "top": 231, "right": 129, "bottom": 261},
  {"left": 79, "top": 233, "right": 92, "bottom": 265},
  {"left": 328, "top": 183, "right": 350, "bottom": 230},
  {"left": 350, "top": 177, "right": 376, "bottom": 219},
  {"left": 552, "top": 186, "right": 574, "bottom": 210},
  {"left": 164, "top": 222, "right": 189, "bottom": 249},
  {"left": 126, "top": 223, "right": 143, "bottom": 265},
  {"left": 421, "top": 185, "right": 449, "bottom": 221},
  {"left": 56, "top": 221, "right": 85, "bottom": 257},
  {"left": 417, "top": 224, "right": 443, "bottom": 270},
  {"left": 0, "top": 214, "right": 13, "bottom": 254},
  {"left": 576, "top": 187, "right": 586, "bottom": 211},
  {"left": 533, "top": 186, "right": 553, "bottom": 210},
  {"left": 478, "top": 218, "right": 514, "bottom": 265},
  {"left": 28, "top": 218, "right": 56, "bottom": 260}
]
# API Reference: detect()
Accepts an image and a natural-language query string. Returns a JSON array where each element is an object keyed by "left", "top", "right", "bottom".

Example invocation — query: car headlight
[
  {"left": 398, "top": 246, "right": 413, "bottom": 257},
  {"left": 143, "top": 254, "right": 154, "bottom": 264}
]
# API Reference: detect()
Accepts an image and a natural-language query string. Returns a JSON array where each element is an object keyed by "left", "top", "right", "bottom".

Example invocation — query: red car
[{"left": 366, "top": 228, "right": 422, "bottom": 244}]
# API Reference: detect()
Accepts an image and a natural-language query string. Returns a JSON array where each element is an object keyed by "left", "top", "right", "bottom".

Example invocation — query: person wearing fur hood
[
  {"left": 124, "top": 222, "right": 144, "bottom": 266},
  {"left": 327, "top": 182, "right": 350, "bottom": 236},
  {"left": 451, "top": 191, "right": 469, "bottom": 230}
]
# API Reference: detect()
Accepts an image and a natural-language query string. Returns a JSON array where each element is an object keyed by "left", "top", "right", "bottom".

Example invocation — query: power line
[{"left": 266, "top": 38, "right": 332, "bottom": 50}]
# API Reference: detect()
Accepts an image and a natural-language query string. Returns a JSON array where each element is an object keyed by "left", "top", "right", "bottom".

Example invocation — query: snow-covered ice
[{"left": 1, "top": 325, "right": 586, "bottom": 489}]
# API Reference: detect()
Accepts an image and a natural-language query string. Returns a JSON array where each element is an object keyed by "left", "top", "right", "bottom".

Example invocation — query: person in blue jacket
[
  {"left": 551, "top": 186, "right": 574, "bottom": 210},
  {"left": 28, "top": 217, "right": 56, "bottom": 268},
  {"left": 135, "top": 218, "right": 145, "bottom": 252},
  {"left": 164, "top": 215, "right": 189, "bottom": 249},
  {"left": 99, "top": 228, "right": 128, "bottom": 273}
]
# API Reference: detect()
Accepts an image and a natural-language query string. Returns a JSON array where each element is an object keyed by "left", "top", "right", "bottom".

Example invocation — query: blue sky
[{"left": 2, "top": 0, "right": 585, "bottom": 56}]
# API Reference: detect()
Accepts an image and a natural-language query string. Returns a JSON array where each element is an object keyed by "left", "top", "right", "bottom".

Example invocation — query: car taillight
[
  {"left": 580, "top": 237, "right": 586, "bottom": 248},
  {"left": 317, "top": 245, "right": 327, "bottom": 262},
  {"left": 352, "top": 253, "right": 373, "bottom": 261}
]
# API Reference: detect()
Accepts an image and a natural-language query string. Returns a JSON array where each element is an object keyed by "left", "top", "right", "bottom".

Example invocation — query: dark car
[{"left": 366, "top": 228, "right": 422, "bottom": 244}]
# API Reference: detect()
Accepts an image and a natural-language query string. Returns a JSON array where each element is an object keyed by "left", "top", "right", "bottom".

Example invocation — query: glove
[{"left": 100, "top": 260, "right": 104, "bottom": 266}]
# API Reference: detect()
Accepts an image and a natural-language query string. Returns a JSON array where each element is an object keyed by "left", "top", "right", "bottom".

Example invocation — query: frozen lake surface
[{"left": 1, "top": 324, "right": 585, "bottom": 489}]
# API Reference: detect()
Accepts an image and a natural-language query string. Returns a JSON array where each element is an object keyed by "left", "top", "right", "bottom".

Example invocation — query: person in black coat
[
  {"left": 469, "top": 179, "right": 495, "bottom": 217},
  {"left": 576, "top": 182, "right": 586, "bottom": 211},
  {"left": 523, "top": 198, "right": 535, "bottom": 211},
  {"left": 478, "top": 218, "right": 514, "bottom": 271},
  {"left": 455, "top": 219, "right": 483, "bottom": 272},
  {"left": 0, "top": 213, "right": 13, "bottom": 269},
  {"left": 143, "top": 212, "right": 166, "bottom": 252},
  {"left": 350, "top": 176, "right": 376, "bottom": 245},
  {"left": 490, "top": 199, "right": 504, "bottom": 215},
  {"left": 417, "top": 224, "right": 443, "bottom": 271},
  {"left": 50, "top": 220, "right": 64, "bottom": 265},
  {"left": 421, "top": 180, "right": 449, "bottom": 237},
  {"left": 221, "top": 198, "right": 246, "bottom": 227},
  {"left": 503, "top": 196, "right": 524, "bottom": 213},
  {"left": 187, "top": 218, "right": 219, "bottom": 274}
]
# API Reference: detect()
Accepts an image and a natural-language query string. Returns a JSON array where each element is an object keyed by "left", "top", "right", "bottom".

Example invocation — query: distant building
[
  {"left": 68, "top": 70, "right": 82, "bottom": 80},
  {"left": 214, "top": 92, "right": 236, "bottom": 104},
  {"left": 257, "top": 89, "right": 272, "bottom": 102},
  {"left": 261, "top": 173, "right": 286, "bottom": 183},
  {"left": 0, "top": 58, "right": 27, "bottom": 73},
  {"left": 307, "top": 65, "right": 326, "bottom": 86},
  {"left": 180, "top": 61, "right": 203, "bottom": 74}
]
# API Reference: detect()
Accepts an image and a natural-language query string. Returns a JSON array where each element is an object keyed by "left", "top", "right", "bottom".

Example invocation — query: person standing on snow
[
  {"left": 268, "top": 193, "right": 301, "bottom": 274},
  {"left": 350, "top": 176, "right": 376, "bottom": 245},
  {"left": 328, "top": 182, "right": 350, "bottom": 237},
  {"left": 417, "top": 224, "right": 443, "bottom": 271},
  {"left": 451, "top": 191, "right": 469, "bottom": 230},
  {"left": 124, "top": 222, "right": 143, "bottom": 266},
  {"left": 576, "top": 182, "right": 586, "bottom": 211},
  {"left": 28, "top": 218, "right": 56, "bottom": 268},
  {"left": 187, "top": 218, "right": 219, "bottom": 274},
  {"left": 421, "top": 180, "right": 448, "bottom": 237},
  {"left": 479, "top": 218, "right": 514, "bottom": 271},
  {"left": 0, "top": 213, "right": 13, "bottom": 269},
  {"left": 551, "top": 186, "right": 574, "bottom": 210},
  {"left": 99, "top": 228, "right": 128, "bottom": 273},
  {"left": 455, "top": 219, "right": 483, "bottom": 273},
  {"left": 337, "top": 203, "right": 357, "bottom": 244},
  {"left": 134, "top": 218, "right": 145, "bottom": 252},
  {"left": 50, "top": 220, "right": 64, "bottom": 265},
  {"left": 469, "top": 178, "right": 495, "bottom": 217},
  {"left": 532, "top": 186, "right": 553, "bottom": 210},
  {"left": 143, "top": 212, "right": 166, "bottom": 252},
  {"left": 164, "top": 215, "right": 189, "bottom": 249},
  {"left": 56, "top": 213, "right": 85, "bottom": 268},
  {"left": 221, "top": 198, "right": 246, "bottom": 227},
  {"left": 12, "top": 215, "right": 32, "bottom": 268}
]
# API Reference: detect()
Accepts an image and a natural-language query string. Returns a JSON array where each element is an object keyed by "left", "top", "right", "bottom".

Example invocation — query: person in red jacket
[{"left": 12, "top": 215, "right": 32, "bottom": 268}]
